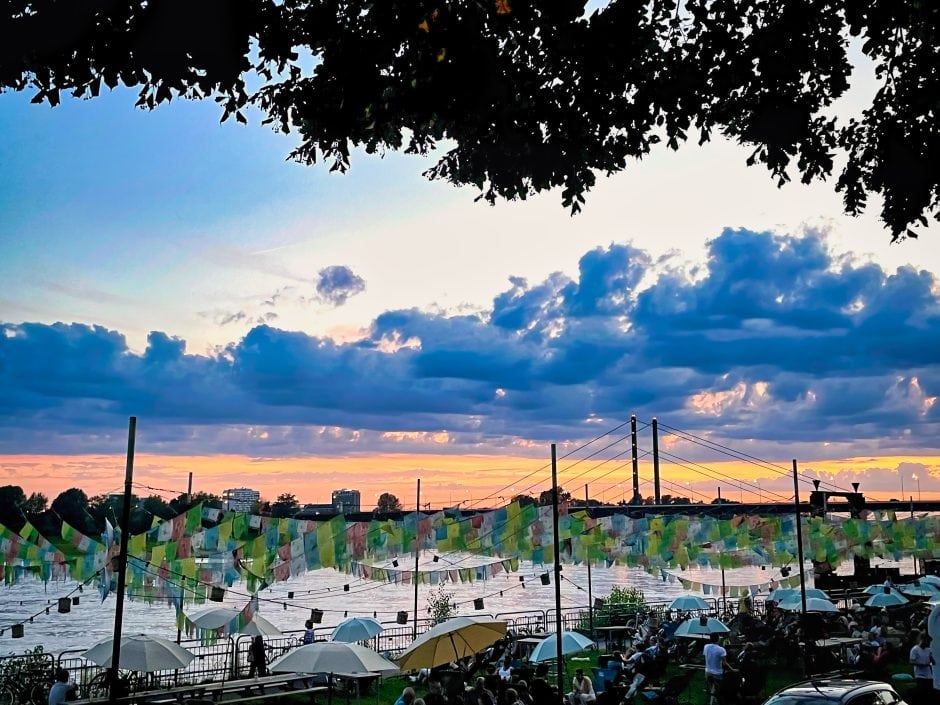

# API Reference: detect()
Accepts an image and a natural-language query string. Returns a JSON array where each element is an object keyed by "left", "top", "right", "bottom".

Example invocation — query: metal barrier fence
[{"left": 0, "top": 598, "right": 773, "bottom": 704}]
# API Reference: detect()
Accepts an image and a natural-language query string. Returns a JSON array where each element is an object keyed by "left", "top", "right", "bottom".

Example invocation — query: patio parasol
[
  {"left": 188, "top": 607, "right": 283, "bottom": 636},
  {"left": 83, "top": 634, "right": 195, "bottom": 671},
  {"left": 269, "top": 642, "right": 399, "bottom": 675},
  {"left": 777, "top": 597, "right": 840, "bottom": 613},
  {"left": 330, "top": 617, "right": 385, "bottom": 643},
  {"left": 674, "top": 617, "right": 730, "bottom": 639},
  {"left": 864, "top": 592, "right": 909, "bottom": 608},
  {"left": 529, "top": 632, "right": 595, "bottom": 662},
  {"left": 668, "top": 595, "right": 711, "bottom": 611},
  {"left": 396, "top": 617, "right": 507, "bottom": 670}
]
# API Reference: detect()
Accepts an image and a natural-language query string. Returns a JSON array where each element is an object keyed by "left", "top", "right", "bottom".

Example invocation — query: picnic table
[{"left": 71, "top": 673, "right": 329, "bottom": 705}]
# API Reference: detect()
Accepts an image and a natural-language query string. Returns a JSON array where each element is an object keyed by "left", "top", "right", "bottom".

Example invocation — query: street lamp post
[{"left": 912, "top": 474, "right": 921, "bottom": 502}]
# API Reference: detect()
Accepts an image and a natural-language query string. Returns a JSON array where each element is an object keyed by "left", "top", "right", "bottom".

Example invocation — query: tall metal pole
[
  {"left": 109, "top": 417, "right": 136, "bottom": 704},
  {"left": 585, "top": 484, "right": 594, "bottom": 638},
  {"left": 792, "top": 459, "right": 809, "bottom": 675},
  {"left": 718, "top": 486, "right": 726, "bottom": 617},
  {"left": 187, "top": 471, "right": 193, "bottom": 504},
  {"left": 630, "top": 415, "right": 640, "bottom": 503},
  {"left": 551, "top": 444, "right": 564, "bottom": 699},
  {"left": 413, "top": 478, "right": 421, "bottom": 641},
  {"left": 651, "top": 418, "right": 661, "bottom": 505}
]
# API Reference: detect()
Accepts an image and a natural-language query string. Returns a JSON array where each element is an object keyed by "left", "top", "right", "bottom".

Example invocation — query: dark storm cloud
[
  {"left": 315, "top": 265, "right": 366, "bottom": 306},
  {"left": 2, "top": 229, "right": 939, "bottom": 456}
]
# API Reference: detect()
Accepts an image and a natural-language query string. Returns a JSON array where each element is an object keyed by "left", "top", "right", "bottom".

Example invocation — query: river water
[{"left": 0, "top": 559, "right": 826, "bottom": 655}]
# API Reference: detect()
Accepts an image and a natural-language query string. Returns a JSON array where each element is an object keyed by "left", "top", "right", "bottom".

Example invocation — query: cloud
[
  {"left": 315, "top": 266, "right": 366, "bottom": 307},
  {"left": 2, "top": 228, "right": 940, "bottom": 461}
]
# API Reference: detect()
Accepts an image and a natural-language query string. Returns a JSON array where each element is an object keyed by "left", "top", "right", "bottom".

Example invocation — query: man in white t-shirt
[
  {"left": 910, "top": 633, "right": 935, "bottom": 705},
  {"left": 703, "top": 633, "right": 735, "bottom": 705}
]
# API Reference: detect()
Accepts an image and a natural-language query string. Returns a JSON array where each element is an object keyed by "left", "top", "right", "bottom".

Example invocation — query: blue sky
[{"left": 2, "top": 72, "right": 940, "bottom": 501}]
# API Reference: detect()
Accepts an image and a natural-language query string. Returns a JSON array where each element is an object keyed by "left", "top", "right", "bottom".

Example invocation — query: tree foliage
[
  {"left": 426, "top": 586, "right": 457, "bottom": 625},
  {"left": 0, "top": 484, "right": 28, "bottom": 532},
  {"left": 51, "top": 487, "right": 95, "bottom": 535},
  {"left": 376, "top": 492, "right": 402, "bottom": 512},
  {"left": 538, "top": 486, "right": 572, "bottom": 506},
  {"left": 2, "top": 1, "right": 938, "bottom": 240},
  {"left": 271, "top": 492, "right": 300, "bottom": 517}
]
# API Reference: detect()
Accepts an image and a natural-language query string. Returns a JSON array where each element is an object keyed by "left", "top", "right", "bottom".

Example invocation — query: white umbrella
[
  {"left": 396, "top": 617, "right": 507, "bottom": 670},
  {"left": 330, "top": 617, "right": 385, "bottom": 643},
  {"left": 864, "top": 592, "right": 909, "bottom": 608},
  {"left": 778, "top": 597, "right": 840, "bottom": 613},
  {"left": 674, "top": 617, "right": 730, "bottom": 639},
  {"left": 668, "top": 595, "right": 710, "bottom": 611},
  {"left": 529, "top": 632, "right": 595, "bottom": 662},
  {"left": 270, "top": 642, "right": 399, "bottom": 675},
  {"left": 83, "top": 634, "right": 195, "bottom": 671},
  {"left": 189, "top": 607, "right": 283, "bottom": 636}
]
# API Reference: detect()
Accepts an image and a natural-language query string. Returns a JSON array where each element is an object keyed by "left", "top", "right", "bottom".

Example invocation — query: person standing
[
  {"left": 910, "top": 633, "right": 935, "bottom": 705},
  {"left": 248, "top": 634, "right": 268, "bottom": 677},
  {"left": 703, "top": 633, "right": 735, "bottom": 705},
  {"left": 303, "top": 619, "right": 315, "bottom": 644},
  {"left": 48, "top": 669, "right": 77, "bottom": 705}
]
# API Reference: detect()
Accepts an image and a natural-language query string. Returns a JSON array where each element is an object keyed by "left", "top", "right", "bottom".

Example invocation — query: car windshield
[{"left": 765, "top": 698, "right": 835, "bottom": 705}]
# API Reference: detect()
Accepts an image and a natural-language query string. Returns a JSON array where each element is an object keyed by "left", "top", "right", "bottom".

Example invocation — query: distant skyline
[{"left": 2, "top": 54, "right": 939, "bottom": 506}]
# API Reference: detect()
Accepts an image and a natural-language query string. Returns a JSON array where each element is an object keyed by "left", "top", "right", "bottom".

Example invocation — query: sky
[{"left": 2, "top": 50, "right": 940, "bottom": 509}]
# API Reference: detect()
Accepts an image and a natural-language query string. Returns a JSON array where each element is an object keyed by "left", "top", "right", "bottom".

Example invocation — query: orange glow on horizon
[{"left": 1, "top": 453, "right": 938, "bottom": 508}]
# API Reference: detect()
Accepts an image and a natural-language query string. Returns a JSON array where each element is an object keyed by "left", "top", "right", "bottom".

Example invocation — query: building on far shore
[
  {"left": 332, "top": 488, "right": 361, "bottom": 513},
  {"left": 223, "top": 487, "right": 260, "bottom": 512}
]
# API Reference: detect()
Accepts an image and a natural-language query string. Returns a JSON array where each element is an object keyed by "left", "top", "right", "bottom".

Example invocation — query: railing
[{"left": 1, "top": 598, "right": 774, "bottom": 704}]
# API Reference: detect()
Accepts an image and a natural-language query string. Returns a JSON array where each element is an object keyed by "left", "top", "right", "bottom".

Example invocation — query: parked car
[{"left": 762, "top": 679, "right": 908, "bottom": 705}]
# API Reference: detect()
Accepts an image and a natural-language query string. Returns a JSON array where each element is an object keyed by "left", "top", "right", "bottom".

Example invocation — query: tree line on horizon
[{"left": 0, "top": 483, "right": 721, "bottom": 539}]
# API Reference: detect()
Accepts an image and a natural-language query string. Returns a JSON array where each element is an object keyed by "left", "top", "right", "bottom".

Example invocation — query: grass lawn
[{"left": 360, "top": 652, "right": 919, "bottom": 705}]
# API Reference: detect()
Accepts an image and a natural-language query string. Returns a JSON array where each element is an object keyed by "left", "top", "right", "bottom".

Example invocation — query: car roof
[{"left": 772, "top": 679, "right": 893, "bottom": 700}]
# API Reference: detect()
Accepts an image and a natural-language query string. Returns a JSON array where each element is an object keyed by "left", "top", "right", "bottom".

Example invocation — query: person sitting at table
[
  {"left": 497, "top": 660, "right": 513, "bottom": 681},
  {"left": 48, "top": 669, "right": 77, "bottom": 705},
  {"left": 567, "top": 669, "right": 596, "bottom": 705},
  {"left": 423, "top": 680, "right": 447, "bottom": 705}
]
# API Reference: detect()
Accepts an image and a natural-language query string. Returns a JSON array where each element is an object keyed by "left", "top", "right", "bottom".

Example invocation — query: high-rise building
[
  {"left": 331, "top": 488, "right": 361, "bottom": 513},
  {"left": 223, "top": 487, "right": 260, "bottom": 512}
]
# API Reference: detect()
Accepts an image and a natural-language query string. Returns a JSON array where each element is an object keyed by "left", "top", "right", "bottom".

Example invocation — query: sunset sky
[{"left": 2, "top": 47, "right": 939, "bottom": 509}]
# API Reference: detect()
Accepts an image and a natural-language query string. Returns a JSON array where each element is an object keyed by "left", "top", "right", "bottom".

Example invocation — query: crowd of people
[{"left": 386, "top": 591, "right": 936, "bottom": 705}]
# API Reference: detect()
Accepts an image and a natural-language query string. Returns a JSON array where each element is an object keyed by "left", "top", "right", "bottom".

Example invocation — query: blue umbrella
[
  {"left": 863, "top": 585, "right": 904, "bottom": 596},
  {"left": 768, "top": 588, "right": 798, "bottom": 603},
  {"left": 330, "top": 617, "right": 385, "bottom": 643},
  {"left": 674, "top": 617, "right": 730, "bottom": 639},
  {"left": 803, "top": 588, "right": 830, "bottom": 600},
  {"left": 529, "top": 632, "right": 595, "bottom": 662},
  {"left": 778, "top": 597, "right": 840, "bottom": 613},
  {"left": 668, "top": 595, "right": 711, "bottom": 611},
  {"left": 899, "top": 583, "right": 939, "bottom": 598},
  {"left": 864, "top": 592, "right": 909, "bottom": 608}
]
